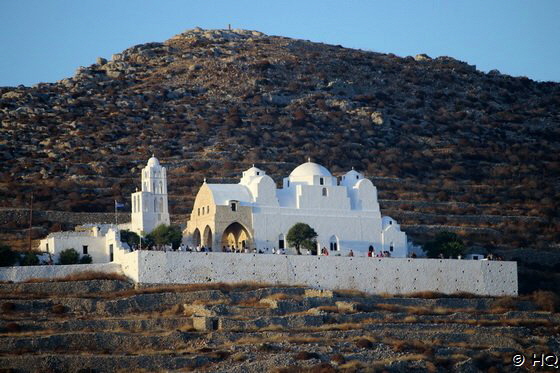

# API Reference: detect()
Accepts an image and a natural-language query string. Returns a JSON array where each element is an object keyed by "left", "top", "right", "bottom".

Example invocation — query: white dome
[
  {"left": 290, "top": 161, "right": 332, "bottom": 178},
  {"left": 147, "top": 156, "right": 160, "bottom": 167}
]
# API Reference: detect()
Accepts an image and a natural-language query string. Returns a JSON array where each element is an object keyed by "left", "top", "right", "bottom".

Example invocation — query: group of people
[{"left": 141, "top": 243, "right": 400, "bottom": 258}]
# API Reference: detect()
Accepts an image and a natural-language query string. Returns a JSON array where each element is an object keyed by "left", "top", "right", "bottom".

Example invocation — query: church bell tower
[{"left": 130, "top": 155, "right": 170, "bottom": 235}]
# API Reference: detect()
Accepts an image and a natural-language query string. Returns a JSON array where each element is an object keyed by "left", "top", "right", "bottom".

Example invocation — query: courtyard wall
[
  {"left": 0, "top": 263, "right": 123, "bottom": 283},
  {"left": 118, "top": 251, "right": 517, "bottom": 296}
]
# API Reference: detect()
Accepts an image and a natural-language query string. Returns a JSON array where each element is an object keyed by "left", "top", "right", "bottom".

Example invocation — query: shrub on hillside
[
  {"left": 58, "top": 248, "right": 80, "bottom": 265},
  {"left": 0, "top": 245, "right": 19, "bottom": 267}
]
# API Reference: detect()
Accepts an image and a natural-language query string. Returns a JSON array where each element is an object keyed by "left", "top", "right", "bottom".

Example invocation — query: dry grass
[
  {"left": 4, "top": 322, "right": 21, "bottom": 333},
  {"left": 191, "top": 298, "right": 229, "bottom": 306},
  {"left": 24, "top": 271, "right": 130, "bottom": 283},
  {"left": 490, "top": 296, "right": 517, "bottom": 312},
  {"left": 263, "top": 293, "right": 303, "bottom": 302},
  {"left": 294, "top": 351, "right": 321, "bottom": 360},
  {"left": 259, "top": 324, "right": 285, "bottom": 332},
  {"left": 355, "top": 337, "right": 373, "bottom": 349},
  {"left": 235, "top": 297, "right": 271, "bottom": 308},
  {"left": 100, "top": 281, "right": 279, "bottom": 300},
  {"left": 231, "top": 352, "right": 247, "bottom": 362},
  {"left": 51, "top": 304, "right": 66, "bottom": 314},
  {"left": 531, "top": 290, "right": 559, "bottom": 312},
  {"left": 1, "top": 302, "right": 16, "bottom": 312},
  {"left": 402, "top": 291, "right": 479, "bottom": 299},
  {"left": 160, "top": 304, "right": 184, "bottom": 316}
]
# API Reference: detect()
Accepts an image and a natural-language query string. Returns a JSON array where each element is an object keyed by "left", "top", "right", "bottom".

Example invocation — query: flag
[{"left": 115, "top": 200, "right": 125, "bottom": 209}]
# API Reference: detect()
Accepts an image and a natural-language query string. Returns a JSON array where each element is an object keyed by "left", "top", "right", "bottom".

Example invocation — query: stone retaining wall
[
  {"left": 118, "top": 251, "right": 518, "bottom": 296},
  {"left": 0, "top": 263, "right": 123, "bottom": 283},
  {"left": 0, "top": 208, "right": 130, "bottom": 226}
]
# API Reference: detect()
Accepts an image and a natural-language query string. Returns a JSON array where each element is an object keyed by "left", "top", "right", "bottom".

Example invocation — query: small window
[
  {"left": 198, "top": 208, "right": 200, "bottom": 216},
  {"left": 231, "top": 202, "right": 237, "bottom": 212},
  {"left": 207, "top": 205, "right": 210, "bottom": 214},
  {"left": 82, "top": 245, "right": 88, "bottom": 255},
  {"left": 257, "top": 171, "right": 260, "bottom": 175},
  {"left": 356, "top": 175, "right": 359, "bottom": 179},
  {"left": 322, "top": 188, "right": 327, "bottom": 196},
  {"left": 46, "top": 243, "right": 49, "bottom": 251},
  {"left": 287, "top": 181, "right": 290, "bottom": 187},
  {"left": 389, "top": 220, "right": 392, "bottom": 225},
  {"left": 320, "top": 177, "right": 324, "bottom": 185},
  {"left": 109, "top": 244, "right": 114, "bottom": 262},
  {"left": 390, "top": 244, "right": 394, "bottom": 252}
]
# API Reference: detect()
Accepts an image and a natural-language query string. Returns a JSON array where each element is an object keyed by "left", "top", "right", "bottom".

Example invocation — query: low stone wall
[
  {"left": 0, "top": 208, "right": 130, "bottom": 226},
  {"left": 0, "top": 263, "right": 123, "bottom": 283},
  {"left": 119, "top": 251, "right": 518, "bottom": 296}
]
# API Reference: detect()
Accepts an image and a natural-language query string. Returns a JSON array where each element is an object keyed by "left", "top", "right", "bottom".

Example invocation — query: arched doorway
[
  {"left": 192, "top": 228, "right": 201, "bottom": 247},
  {"left": 278, "top": 233, "right": 285, "bottom": 250},
  {"left": 221, "top": 222, "right": 252, "bottom": 251},
  {"left": 202, "top": 226, "right": 213, "bottom": 249},
  {"left": 329, "top": 235, "right": 339, "bottom": 251}
]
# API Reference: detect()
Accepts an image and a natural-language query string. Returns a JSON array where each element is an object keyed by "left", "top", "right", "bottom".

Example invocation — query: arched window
[
  {"left": 159, "top": 181, "right": 163, "bottom": 193},
  {"left": 322, "top": 188, "right": 327, "bottom": 196},
  {"left": 159, "top": 197, "right": 163, "bottom": 212},
  {"left": 390, "top": 242, "right": 394, "bottom": 252},
  {"left": 320, "top": 177, "right": 324, "bottom": 185},
  {"left": 153, "top": 182, "right": 156, "bottom": 192},
  {"left": 329, "top": 235, "right": 338, "bottom": 251},
  {"left": 154, "top": 199, "right": 157, "bottom": 212}
]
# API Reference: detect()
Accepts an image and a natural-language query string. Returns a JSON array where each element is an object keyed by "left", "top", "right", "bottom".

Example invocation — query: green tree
[
  {"left": 58, "top": 248, "right": 80, "bottom": 265},
  {"left": 120, "top": 230, "right": 140, "bottom": 248},
  {"left": 20, "top": 251, "right": 39, "bottom": 266},
  {"left": 79, "top": 254, "right": 92, "bottom": 264},
  {"left": 0, "top": 244, "right": 19, "bottom": 267},
  {"left": 424, "top": 231, "right": 466, "bottom": 258},
  {"left": 145, "top": 225, "right": 183, "bottom": 250},
  {"left": 286, "top": 223, "right": 318, "bottom": 255}
]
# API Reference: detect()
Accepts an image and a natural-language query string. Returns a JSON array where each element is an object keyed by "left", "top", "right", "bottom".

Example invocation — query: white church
[
  {"left": 185, "top": 161, "right": 408, "bottom": 257},
  {"left": 38, "top": 156, "right": 170, "bottom": 263}
]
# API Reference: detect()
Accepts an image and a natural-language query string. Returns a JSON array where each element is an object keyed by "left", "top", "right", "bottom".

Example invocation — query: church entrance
[
  {"left": 221, "top": 222, "right": 252, "bottom": 251},
  {"left": 192, "top": 228, "right": 201, "bottom": 247},
  {"left": 203, "top": 226, "right": 213, "bottom": 249}
]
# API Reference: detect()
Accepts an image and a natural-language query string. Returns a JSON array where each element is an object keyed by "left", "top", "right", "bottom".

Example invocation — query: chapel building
[{"left": 184, "top": 161, "right": 408, "bottom": 257}]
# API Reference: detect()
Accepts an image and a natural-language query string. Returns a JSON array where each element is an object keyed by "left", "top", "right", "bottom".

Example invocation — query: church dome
[
  {"left": 147, "top": 155, "right": 160, "bottom": 167},
  {"left": 290, "top": 161, "right": 332, "bottom": 178}
]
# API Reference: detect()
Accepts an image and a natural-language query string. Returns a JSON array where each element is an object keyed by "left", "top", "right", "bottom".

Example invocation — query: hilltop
[{"left": 0, "top": 28, "right": 559, "bottom": 251}]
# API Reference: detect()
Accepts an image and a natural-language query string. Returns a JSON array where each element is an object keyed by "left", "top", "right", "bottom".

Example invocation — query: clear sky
[{"left": 1, "top": 0, "right": 559, "bottom": 87}]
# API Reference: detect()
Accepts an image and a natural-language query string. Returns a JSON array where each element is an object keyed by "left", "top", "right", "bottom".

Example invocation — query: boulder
[
  {"left": 371, "top": 111, "right": 384, "bottom": 125},
  {"left": 414, "top": 54, "right": 432, "bottom": 62}
]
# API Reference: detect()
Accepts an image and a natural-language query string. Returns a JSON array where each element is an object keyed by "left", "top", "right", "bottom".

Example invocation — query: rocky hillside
[
  {"left": 1, "top": 278, "right": 559, "bottom": 372},
  {"left": 1, "top": 28, "right": 559, "bottom": 250}
]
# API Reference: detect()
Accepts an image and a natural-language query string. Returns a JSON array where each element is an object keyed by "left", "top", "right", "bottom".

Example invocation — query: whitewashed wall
[
  {"left": 0, "top": 263, "right": 122, "bottom": 283},
  {"left": 119, "top": 251, "right": 518, "bottom": 296}
]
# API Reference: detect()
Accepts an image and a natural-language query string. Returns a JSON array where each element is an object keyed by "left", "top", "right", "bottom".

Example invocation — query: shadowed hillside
[
  {"left": 0, "top": 28, "right": 559, "bottom": 250},
  {"left": 1, "top": 279, "right": 559, "bottom": 372}
]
